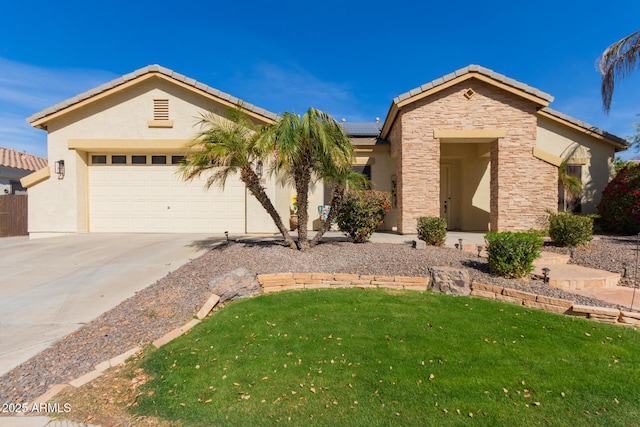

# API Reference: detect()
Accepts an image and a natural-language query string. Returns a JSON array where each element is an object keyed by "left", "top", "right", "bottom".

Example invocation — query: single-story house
[
  {"left": 22, "top": 64, "right": 628, "bottom": 238},
  {"left": 0, "top": 147, "right": 47, "bottom": 195}
]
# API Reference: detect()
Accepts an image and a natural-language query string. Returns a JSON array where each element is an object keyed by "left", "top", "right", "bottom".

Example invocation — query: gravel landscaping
[{"left": 0, "top": 234, "right": 638, "bottom": 406}]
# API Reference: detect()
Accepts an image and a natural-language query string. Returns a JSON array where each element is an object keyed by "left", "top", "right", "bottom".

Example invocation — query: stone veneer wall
[
  {"left": 387, "top": 79, "right": 558, "bottom": 234},
  {"left": 257, "top": 273, "right": 640, "bottom": 327}
]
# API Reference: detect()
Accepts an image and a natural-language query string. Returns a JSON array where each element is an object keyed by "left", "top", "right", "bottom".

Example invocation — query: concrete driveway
[{"left": 0, "top": 233, "right": 223, "bottom": 376}]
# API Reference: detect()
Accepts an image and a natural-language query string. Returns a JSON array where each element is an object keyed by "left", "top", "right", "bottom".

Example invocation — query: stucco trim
[
  {"left": 434, "top": 129, "right": 506, "bottom": 140},
  {"left": 68, "top": 139, "right": 190, "bottom": 153},
  {"left": 20, "top": 166, "right": 51, "bottom": 188},
  {"left": 354, "top": 157, "right": 376, "bottom": 165},
  {"left": 533, "top": 147, "right": 562, "bottom": 167},
  {"left": 147, "top": 120, "right": 174, "bottom": 128}
]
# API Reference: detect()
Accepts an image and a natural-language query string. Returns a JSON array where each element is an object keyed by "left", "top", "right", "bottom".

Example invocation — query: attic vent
[
  {"left": 153, "top": 99, "right": 169, "bottom": 120},
  {"left": 464, "top": 88, "right": 475, "bottom": 99},
  {"left": 148, "top": 99, "right": 174, "bottom": 128}
]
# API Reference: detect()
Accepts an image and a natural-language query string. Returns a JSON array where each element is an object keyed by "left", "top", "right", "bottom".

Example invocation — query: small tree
[
  {"left": 179, "top": 106, "right": 297, "bottom": 250},
  {"left": 336, "top": 190, "right": 391, "bottom": 243},
  {"left": 597, "top": 163, "right": 640, "bottom": 234},
  {"left": 260, "top": 108, "right": 355, "bottom": 251}
]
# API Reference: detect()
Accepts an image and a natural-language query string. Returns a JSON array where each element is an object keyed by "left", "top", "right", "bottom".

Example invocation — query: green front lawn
[{"left": 135, "top": 289, "right": 640, "bottom": 426}]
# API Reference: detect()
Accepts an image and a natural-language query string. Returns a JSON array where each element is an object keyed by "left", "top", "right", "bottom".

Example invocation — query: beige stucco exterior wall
[
  {"left": 536, "top": 115, "right": 616, "bottom": 214},
  {"left": 388, "top": 79, "right": 557, "bottom": 234},
  {"left": 354, "top": 144, "right": 397, "bottom": 230},
  {"left": 27, "top": 76, "right": 279, "bottom": 237}
]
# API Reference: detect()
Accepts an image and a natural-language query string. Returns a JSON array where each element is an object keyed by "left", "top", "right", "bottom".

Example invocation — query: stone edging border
[
  {"left": 256, "top": 272, "right": 640, "bottom": 327},
  {"left": 25, "top": 272, "right": 640, "bottom": 411}
]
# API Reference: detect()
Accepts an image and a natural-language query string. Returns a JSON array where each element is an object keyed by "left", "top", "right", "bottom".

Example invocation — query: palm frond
[{"left": 598, "top": 30, "right": 640, "bottom": 113}]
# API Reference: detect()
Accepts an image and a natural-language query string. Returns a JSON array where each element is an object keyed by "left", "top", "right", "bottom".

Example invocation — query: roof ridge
[
  {"left": 392, "top": 65, "right": 554, "bottom": 105},
  {"left": 27, "top": 65, "right": 279, "bottom": 125}
]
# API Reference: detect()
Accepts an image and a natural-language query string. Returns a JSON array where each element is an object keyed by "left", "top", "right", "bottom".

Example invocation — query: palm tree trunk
[
  {"left": 295, "top": 165, "right": 312, "bottom": 251},
  {"left": 309, "top": 182, "right": 344, "bottom": 248},
  {"left": 241, "top": 167, "right": 297, "bottom": 250}
]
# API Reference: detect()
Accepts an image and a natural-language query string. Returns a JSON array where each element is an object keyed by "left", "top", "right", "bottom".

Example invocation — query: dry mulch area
[{"left": 0, "top": 235, "right": 637, "bottom": 408}]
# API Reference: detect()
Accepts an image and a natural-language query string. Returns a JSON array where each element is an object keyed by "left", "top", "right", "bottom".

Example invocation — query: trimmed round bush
[
  {"left": 417, "top": 216, "right": 447, "bottom": 246},
  {"left": 548, "top": 212, "right": 593, "bottom": 246},
  {"left": 598, "top": 164, "right": 640, "bottom": 234},
  {"left": 336, "top": 190, "right": 391, "bottom": 243},
  {"left": 485, "top": 232, "right": 543, "bottom": 279}
]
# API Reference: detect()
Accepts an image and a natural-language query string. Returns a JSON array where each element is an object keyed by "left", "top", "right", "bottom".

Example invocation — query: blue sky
[{"left": 1, "top": 0, "right": 639, "bottom": 159}]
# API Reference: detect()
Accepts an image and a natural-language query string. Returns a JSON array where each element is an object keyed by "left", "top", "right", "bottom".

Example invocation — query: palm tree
[
  {"left": 179, "top": 105, "right": 297, "bottom": 250},
  {"left": 598, "top": 30, "right": 640, "bottom": 113},
  {"left": 260, "top": 108, "right": 355, "bottom": 250}
]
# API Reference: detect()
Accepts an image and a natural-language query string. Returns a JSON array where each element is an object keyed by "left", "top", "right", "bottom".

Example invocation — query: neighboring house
[
  {"left": 0, "top": 147, "right": 47, "bottom": 195},
  {"left": 21, "top": 64, "right": 628, "bottom": 238}
]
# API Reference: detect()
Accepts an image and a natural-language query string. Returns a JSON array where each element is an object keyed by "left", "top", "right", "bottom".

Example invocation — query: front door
[{"left": 440, "top": 163, "right": 451, "bottom": 229}]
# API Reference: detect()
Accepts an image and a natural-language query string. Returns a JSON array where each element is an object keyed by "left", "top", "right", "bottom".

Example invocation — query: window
[
  {"left": 352, "top": 165, "right": 372, "bottom": 189},
  {"left": 151, "top": 155, "right": 167, "bottom": 164},
  {"left": 111, "top": 155, "right": 126, "bottom": 164},
  {"left": 172, "top": 155, "right": 185, "bottom": 165},
  {"left": 91, "top": 155, "right": 107, "bottom": 164},
  {"left": 558, "top": 164, "right": 582, "bottom": 213},
  {"left": 132, "top": 155, "right": 147, "bottom": 164}
]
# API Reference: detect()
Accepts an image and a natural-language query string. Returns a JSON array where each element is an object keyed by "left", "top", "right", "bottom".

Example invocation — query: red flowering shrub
[
  {"left": 336, "top": 190, "right": 392, "bottom": 243},
  {"left": 597, "top": 164, "right": 640, "bottom": 234}
]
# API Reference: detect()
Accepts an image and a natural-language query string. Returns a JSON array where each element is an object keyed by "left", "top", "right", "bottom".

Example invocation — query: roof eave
[
  {"left": 28, "top": 65, "right": 279, "bottom": 129},
  {"left": 380, "top": 68, "right": 553, "bottom": 140},
  {"left": 538, "top": 108, "right": 630, "bottom": 152}
]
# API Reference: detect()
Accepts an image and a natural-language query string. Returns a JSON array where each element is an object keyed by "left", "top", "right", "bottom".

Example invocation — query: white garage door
[{"left": 89, "top": 166, "right": 246, "bottom": 233}]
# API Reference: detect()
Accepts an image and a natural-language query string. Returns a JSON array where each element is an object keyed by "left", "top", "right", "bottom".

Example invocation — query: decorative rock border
[
  {"left": 257, "top": 272, "right": 640, "bottom": 326},
  {"left": 27, "top": 271, "right": 640, "bottom": 412}
]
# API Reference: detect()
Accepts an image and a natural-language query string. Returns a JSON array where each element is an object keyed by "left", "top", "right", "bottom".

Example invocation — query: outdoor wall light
[
  {"left": 54, "top": 160, "right": 65, "bottom": 179},
  {"left": 477, "top": 245, "right": 483, "bottom": 258},
  {"left": 255, "top": 160, "right": 263, "bottom": 179},
  {"left": 542, "top": 267, "right": 550, "bottom": 284},
  {"left": 623, "top": 262, "right": 630, "bottom": 278}
]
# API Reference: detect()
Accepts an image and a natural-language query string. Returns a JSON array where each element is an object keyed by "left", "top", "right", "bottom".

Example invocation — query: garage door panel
[{"left": 89, "top": 166, "right": 245, "bottom": 233}]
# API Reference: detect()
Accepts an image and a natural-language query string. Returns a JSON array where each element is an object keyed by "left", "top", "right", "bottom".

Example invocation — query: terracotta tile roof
[
  {"left": 27, "top": 64, "right": 279, "bottom": 125},
  {"left": 0, "top": 147, "right": 47, "bottom": 171}
]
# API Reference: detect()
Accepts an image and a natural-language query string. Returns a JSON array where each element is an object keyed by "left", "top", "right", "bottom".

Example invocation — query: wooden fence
[{"left": 0, "top": 195, "right": 28, "bottom": 237}]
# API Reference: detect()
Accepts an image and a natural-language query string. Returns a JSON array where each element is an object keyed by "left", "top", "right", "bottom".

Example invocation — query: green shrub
[
  {"left": 336, "top": 190, "right": 391, "bottom": 243},
  {"left": 417, "top": 216, "right": 447, "bottom": 246},
  {"left": 597, "top": 163, "right": 640, "bottom": 234},
  {"left": 548, "top": 212, "right": 593, "bottom": 246},
  {"left": 485, "top": 232, "right": 543, "bottom": 279}
]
